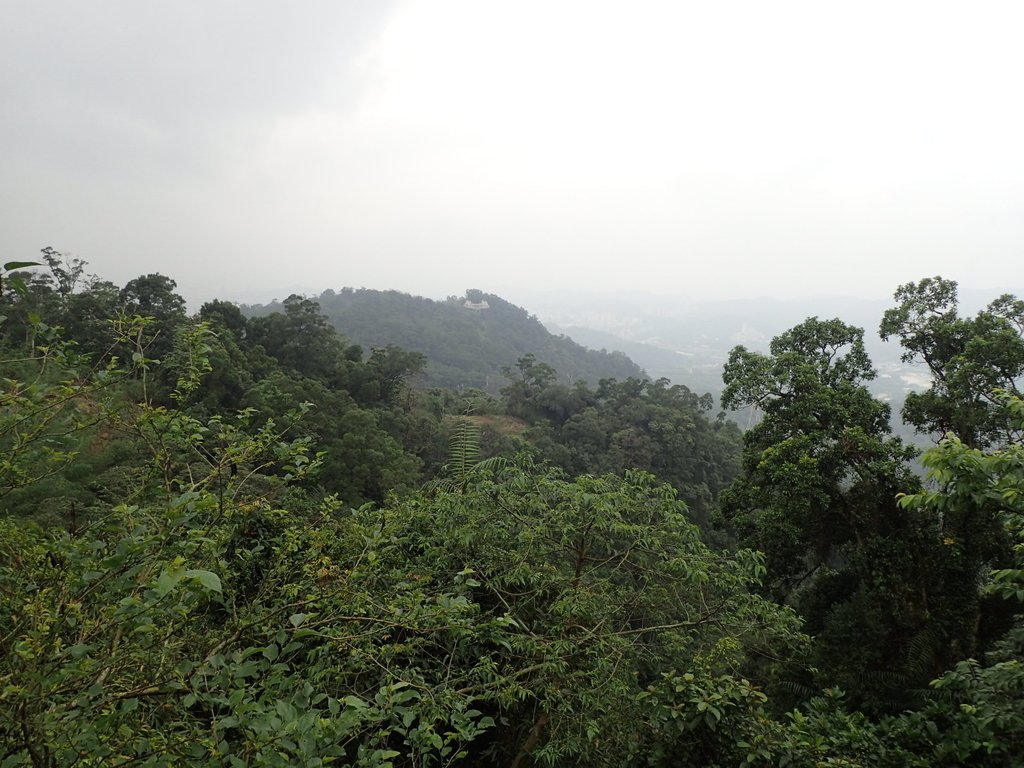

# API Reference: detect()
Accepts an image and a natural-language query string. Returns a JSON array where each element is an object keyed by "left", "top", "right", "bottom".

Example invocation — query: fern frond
[
  {"left": 903, "top": 625, "right": 942, "bottom": 679},
  {"left": 448, "top": 419, "right": 482, "bottom": 484}
]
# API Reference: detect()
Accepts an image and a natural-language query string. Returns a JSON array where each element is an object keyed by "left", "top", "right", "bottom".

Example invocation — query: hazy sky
[{"left": 2, "top": 0, "right": 1022, "bottom": 307}]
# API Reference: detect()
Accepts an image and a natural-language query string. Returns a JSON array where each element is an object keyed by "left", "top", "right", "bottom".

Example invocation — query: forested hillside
[
  {"left": 2, "top": 254, "right": 1023, "bottom": 766},
  {"left": 245, "top": 288, "right": 643, "bottom": 392}
]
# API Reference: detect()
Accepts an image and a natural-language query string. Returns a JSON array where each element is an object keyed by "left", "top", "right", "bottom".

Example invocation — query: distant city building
[{"left": 463, "top": 300, "right": 490, "bottom": 310}]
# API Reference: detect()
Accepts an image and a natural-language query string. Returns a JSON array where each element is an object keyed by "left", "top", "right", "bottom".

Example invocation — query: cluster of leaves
[{"left": 0, "top": 406, "right": 466, "bottom": 766}]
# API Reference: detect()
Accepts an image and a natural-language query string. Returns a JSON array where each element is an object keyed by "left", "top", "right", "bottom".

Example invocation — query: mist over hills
[
  {"left": 528, "top": 292, "right": 903, "bottom": 379},
  {"left": 244, "top": 288, "right": 644, "bottom": 393},
  {"left": 243, "top": 285, "right": 954, "bottom": 426},
  {"left": 516, "top": 289, "right": 948, "bottom": 442},
  {"left": 241, "top": 282, "right": 1017, "bottom": 446}
]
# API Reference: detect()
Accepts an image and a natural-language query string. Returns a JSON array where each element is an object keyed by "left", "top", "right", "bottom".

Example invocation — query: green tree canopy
[{"left": 880, "top": 276, "right": 1024, "bottom": 448}]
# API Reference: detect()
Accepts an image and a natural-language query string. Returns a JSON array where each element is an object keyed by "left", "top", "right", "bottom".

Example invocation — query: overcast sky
[{"left": 2, "top": 0, "right": 1022, "bottom": 307}]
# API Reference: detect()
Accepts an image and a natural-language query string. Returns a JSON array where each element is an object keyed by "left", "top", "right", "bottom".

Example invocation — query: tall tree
[
  {"left": 40, "top": 246, "right": 87, "bottom": 303},
  {"left": 720, "top": 317, "right": 954, "bottom": 710},
  {"left": 119, "top": 273, "right": 188, "bottom": 363},
  {"left": 119, "top": 273, "right": 187, "bottom": 321}
]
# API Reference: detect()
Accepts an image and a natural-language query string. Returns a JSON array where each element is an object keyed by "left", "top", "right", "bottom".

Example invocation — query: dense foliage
[
  {"left": 498, "top": 354, "right": 742, "bottom": 535},
  {"left": 2, "top": 253, "right": 1023, "bottom": 765}
]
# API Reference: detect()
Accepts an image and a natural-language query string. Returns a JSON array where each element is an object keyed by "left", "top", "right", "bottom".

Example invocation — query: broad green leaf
[
  {"left": 68, "top": 643, "right": 92, "bottom": 659},
  {"left": 185, "top": 568, "right": 222, "bottom": 593},
  {"left": 155, "top": 568, "right": 184, "bottom": 597}
]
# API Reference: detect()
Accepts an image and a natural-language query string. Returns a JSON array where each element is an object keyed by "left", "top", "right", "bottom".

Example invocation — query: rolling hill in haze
[
  {"left": 523, "top": 289, "right": 939, "bottom": 440},
  {"left": 244, "top": 289, "right": 645, "bottom": 392}
]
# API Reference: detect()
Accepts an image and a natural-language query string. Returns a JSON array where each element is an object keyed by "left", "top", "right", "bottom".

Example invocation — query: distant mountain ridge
[{"left": 244, "top": 289, "right": 645, "bottom": 392}]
